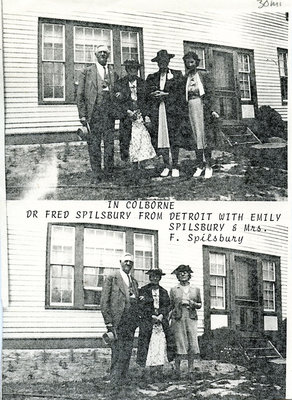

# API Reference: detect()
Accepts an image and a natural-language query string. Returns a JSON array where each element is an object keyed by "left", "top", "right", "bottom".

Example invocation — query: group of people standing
[
  {"left": 100, "top": 253, "right": 202, "bottom": 393},
  {"left": 76, "top": 45, "right": 219, "bottom": 182}
]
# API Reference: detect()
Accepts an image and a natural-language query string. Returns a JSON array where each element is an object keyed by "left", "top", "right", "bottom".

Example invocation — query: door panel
[
  {"left": 212, "top": 50, "right": 239, "bottom": 120},
  {"left": 233, "top": 256, "right": 260, "bottom": 334}
]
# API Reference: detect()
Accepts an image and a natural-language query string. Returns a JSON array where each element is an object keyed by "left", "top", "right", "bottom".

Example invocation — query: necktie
[
  {"left": 129, "top": 82, "right": 137, "bottom": 101},
  {"left": 102, "top": 66, "right": 109, "bottom": 91}
]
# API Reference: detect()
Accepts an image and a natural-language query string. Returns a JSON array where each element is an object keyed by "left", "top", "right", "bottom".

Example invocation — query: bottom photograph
[{"left": 2, "top": 202, "right": 288, "bottom": 400}]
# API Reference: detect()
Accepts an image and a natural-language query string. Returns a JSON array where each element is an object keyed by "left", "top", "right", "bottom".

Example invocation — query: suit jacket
[
  {"left": 170, "top": 284, "right": 202, "bottom": 320},
  {"left": 100, "top": 270, "right": 139, "bottom": 328},
  {"left": 114, "top": 75, "right": 148, "bottom": 120},
  {"left": 146, "top": 68, "right": 183, "bottom": 119},
  {"left": 76, "top": 64, "right": 118, "bottom": 122}
]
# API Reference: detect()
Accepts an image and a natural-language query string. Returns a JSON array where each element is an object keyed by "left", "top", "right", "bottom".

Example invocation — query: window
[
  {"left": 49, "top": 225, "right": 75, "bottom": 305},
  {"left": 263, "top": 260, "right": 276, "bottom": 311},
  {"left": 39, "top": 18, "right": 143, "bottom": 104},
  {"left": 41, "top": 23, "right": 65, "bottom": 101},
  {"left": 278, "top": 48, "right": 288, "bottom": 103},
  {"left": 46, "top": 224, "right": 157, "bottom": 309},
  {"left": 209, "top": 253, "right": 226, "bottom": 309},
  {"left": 238, "top": 53, "right": 251, "bottom": 100}
]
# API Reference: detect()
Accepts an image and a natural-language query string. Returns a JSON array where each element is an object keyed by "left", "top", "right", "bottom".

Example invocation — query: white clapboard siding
[
  {"left": 3, "top": 209, "right": 288, "bottom": 340},
  {"left": 2, "top": 8, "right": 288, "bottom": 137}
]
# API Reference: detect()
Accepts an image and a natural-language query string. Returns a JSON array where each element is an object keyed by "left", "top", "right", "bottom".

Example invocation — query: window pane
[
  {"left": 42, "top": 23, "right": 64, "bottom": 61},
  {"left": 50, "top": 265, "right": 73, "bottom": 305},
  {"left": 50, "top": 225, "right": 75, "bottom": 264},
  {"left": 121, "top": 31, "right": 139, "bottom": 63},
  {"left": 134, "top": 233, "right": 154, "bottom": 270},
  {"left": 84, "top": 228, "right": 125, "bottom": 267},
  {"left": 209, "top": 255, "right": 225, "bottom": 309},
  {"left": 74, "top": 26, "right": 112, "bottom": 64}
]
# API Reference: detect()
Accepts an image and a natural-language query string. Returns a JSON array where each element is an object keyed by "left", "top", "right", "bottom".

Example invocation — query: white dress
[
  {"left": 129, "top": 111, "right": 156, "bottom": 163},
  {"left": 145, "top": 288, "right": 168, "bottom": 367}
]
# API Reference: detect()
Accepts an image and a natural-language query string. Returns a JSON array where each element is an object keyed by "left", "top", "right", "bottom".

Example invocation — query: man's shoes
[
  {"left": 160, "top": 168, "right": 170, "bottom": 177},
  {"left": 171, "top": 168, "right": 179, "bottom": 178},
  {"left": 193, "top": 167, "right": 203, "bottom": 177},
  {"left": 204, "top": 166, "right": 213, "bottom": 179}
]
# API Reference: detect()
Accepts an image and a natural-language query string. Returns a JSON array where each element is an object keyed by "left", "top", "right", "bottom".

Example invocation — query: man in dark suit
[
  {"left": 146, "top": 50, "right": 183, "bottom": 178},
  {"left": 76, "top": 45, "right": 118, "bottom": 180},
  {"left": 100, "top": 253, "right": 139, "bottom": 388},
  {"left": 114, "top": 59, "right": 150, "bottom": 162}
]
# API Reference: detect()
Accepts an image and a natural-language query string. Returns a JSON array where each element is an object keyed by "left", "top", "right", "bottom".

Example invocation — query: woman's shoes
[
  {"left": 160, "top": 167, "right": 170, "bottom": 177},
  {"left": 193, "top": 167, "right": 203, "bottom": 177},
  {"left": 193, "top": 166, "right": 213, "bottom": 178}
]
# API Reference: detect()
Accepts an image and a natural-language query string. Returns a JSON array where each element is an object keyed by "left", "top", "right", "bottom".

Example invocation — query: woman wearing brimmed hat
[
  {"left": 169, "top": 264, "right": 202, "bottom": 377},
  {"left": 137, "top": 268, "right": 174, "bottom": 381},
  {"left": 114, "top": 59, "right": 155, "bottom": 167},
  {"left": 146, "top": 50, "right": 183, "bottom": 178}
]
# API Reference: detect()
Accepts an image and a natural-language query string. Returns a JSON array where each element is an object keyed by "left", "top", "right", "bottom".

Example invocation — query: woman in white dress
[
  {"left": 114, "top": 59, "right": 156, "bottom": 169},
  {"left": 137, "top": 268, "right": 174, "bottom": 381}
]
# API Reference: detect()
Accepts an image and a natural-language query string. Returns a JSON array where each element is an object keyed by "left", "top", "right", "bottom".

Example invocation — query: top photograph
[{"left": 4, "top": 5, "right": 288, "bottom": 201}]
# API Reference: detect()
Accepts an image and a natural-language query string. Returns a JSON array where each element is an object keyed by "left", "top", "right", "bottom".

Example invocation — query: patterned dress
[{"left": 129, "top": 111, "right": 156, "bottom": 163}]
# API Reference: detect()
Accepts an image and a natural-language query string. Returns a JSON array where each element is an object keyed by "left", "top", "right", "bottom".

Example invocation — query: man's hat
[
  {"left": 124, "top": 59, "right": 141, "bottom": 68},
  {"left": 102, "top": 331, "right": 117, "bottom": 345},
  {"left": 76, "top": 124, "right": 90, "bottom": 141},
  {"left": 151, "top": 49, "right": 175, "bottom": 62},
  {"left": 171, "top": 264, "right": 193, "bottom": 275},
  {"left": 121, "top": 253, "right": 134, "bottom": 262},
  {"left": 146, "top": 268, "right": 165, "bottom": 276},
  {"left": 95, "top": 44, "right": 110, "bottom": 54}
]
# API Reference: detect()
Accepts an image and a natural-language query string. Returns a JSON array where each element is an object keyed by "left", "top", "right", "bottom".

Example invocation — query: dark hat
[
  {"left": 151, "top": 49, "right": 175, "bottom": 62},
  {"left": 124, "top": 59, "right": 141, "bottom": 68},
  {"left": 77, "top": 124, "right": 90, "bottom": 141},
  {"left": 102, "top": 331, "right": 117, "bottom": 345},
  {"left": 146, "top": 268, "right": 165, "bottom": 276},
  {"left": 171, "top": 264, "right": 193, "bottom": 275},
  {"left": 183, "top": 51, "right": 200, "bottom": 63}
]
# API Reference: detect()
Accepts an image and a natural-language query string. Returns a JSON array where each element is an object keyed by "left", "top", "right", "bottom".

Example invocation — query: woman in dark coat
[{"left": 137, "top": 268, "right": 174, "bottom": 381}]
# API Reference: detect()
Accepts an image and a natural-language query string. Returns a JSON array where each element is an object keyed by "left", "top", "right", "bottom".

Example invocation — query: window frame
[
  {"left": 38, "top": 17, "right": 144, "bottom": 105},
  {"left": 277, "top": 47, "right": 288, "bottom": 105},
  {"left": 45, "top": 223, "right": 158, "bottom": 310},
  {"left": 262, "top": 260, "right": 276, "bottom": 312}
]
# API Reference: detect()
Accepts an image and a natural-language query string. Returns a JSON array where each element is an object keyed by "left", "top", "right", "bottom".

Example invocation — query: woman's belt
[{"left": 188, "top": 93, "right": 201, "bottom": 100}]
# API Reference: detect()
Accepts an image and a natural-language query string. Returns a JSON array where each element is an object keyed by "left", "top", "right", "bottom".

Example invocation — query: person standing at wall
[
  {"left": 169, "top": 264, "right": 202, "bottom": 377},
  {"left": 100, "top": 253, "right": 139, "bottom": 391},
  {"left": 146, "top": 50, "right": 183, "bottom": 178},
  {"left": 76, "top": 44, "right": 118, "bottom": 181},
  {"left": 114, "top": 59, "right": 155, "bottom": 168},
  {"left": 182, "top": 51, "right": 219, "bottom": 179},
  {"left": 137, "top": 268, "right": 174, "bottom": 382}
]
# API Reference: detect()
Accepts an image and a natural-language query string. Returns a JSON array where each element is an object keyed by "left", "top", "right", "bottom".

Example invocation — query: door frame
[{"left": 202, "top": 246, "right": 282, "bottom": 335}]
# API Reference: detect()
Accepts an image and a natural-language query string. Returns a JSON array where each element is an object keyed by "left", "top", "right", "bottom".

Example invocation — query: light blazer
[
  {"left": 170, "top": 284, "right": 202, "bottom": 320},
  {"left": 76, "top": 64, "right": 118, "bottom": 122},
  {"left": 100, "top": 270, "right": 139, "bottom": 328}
]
